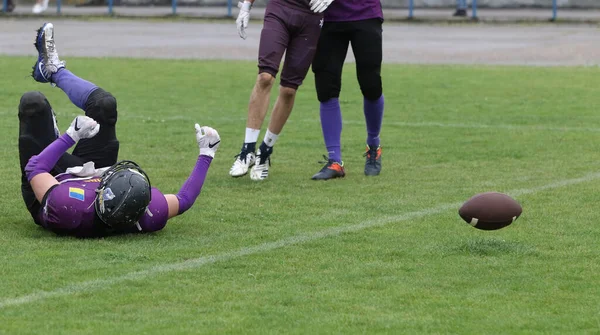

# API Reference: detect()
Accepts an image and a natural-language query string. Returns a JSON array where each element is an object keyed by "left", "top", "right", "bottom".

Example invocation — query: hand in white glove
[
  {"left": 310, "top": 0, "right": 334, "bottom": 13},
  {"left": 236, "top": 1, "right": 252, "bottom": 40},
  {"left": 195, "top": 124, "right": 221, "bottom": 158},
  {"left": 66, "top": 116, "right": 100, "bottom": 142}
]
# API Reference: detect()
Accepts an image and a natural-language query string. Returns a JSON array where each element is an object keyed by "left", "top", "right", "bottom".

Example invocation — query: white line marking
[
  {"left": 1, "top": 171, "right": 599, "bottom": 309},
  {"left": 349, "top": 121, "right": 600, "bottom": 133},
  {"left": 3, "top": 110, "right": 600, "bottom": 133},
  {"left": 129, "top": 115, "right": 600, "bottom": 133}
]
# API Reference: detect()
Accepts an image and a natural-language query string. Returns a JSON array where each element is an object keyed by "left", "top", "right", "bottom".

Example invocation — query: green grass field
[{"left": 1, "top": 56, "right": 600, "bottom": 334}]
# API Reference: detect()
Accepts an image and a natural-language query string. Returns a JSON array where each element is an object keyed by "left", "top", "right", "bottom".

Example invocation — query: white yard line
[
  {"left": 3, "top": 110, "right": 600, "bottom": 133},
  {"left": 345, "top": 120, "right": 600, "bottom": 133},
  {"left": 122, "top": 114, "right": 600, "bottom": 133},
  {"left": 1, "top": 171, "right": 599, "bottom": 309}
]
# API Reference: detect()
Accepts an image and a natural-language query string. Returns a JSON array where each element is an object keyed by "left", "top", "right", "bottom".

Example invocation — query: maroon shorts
[{"left": 258, "top": 1, "right": 323, "bottom": 89}]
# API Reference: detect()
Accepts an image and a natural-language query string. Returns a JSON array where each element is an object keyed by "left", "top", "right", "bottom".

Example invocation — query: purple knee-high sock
[
  {"left": 364, "top": 94, "right": 384, "bottom": 147},
  {"left": 320, "top": 98, "right": 343, "bottom": 163},
  {"left": 51, "top": 69, "right": 98, "bottom": 110}
]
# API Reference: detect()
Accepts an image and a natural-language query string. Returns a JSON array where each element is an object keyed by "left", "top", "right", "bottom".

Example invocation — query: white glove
[
  {"left": 310, "top": 0, "right": 334, "bottom": 13},
  {"left": 66, "top": 116, "right": 100, "bottom": 142},
  {"left": 236, "top": 1, "right": 251, "bottom": 40},
  {"left": 195, "top": 124, "right": 221, "bottom": 158}
]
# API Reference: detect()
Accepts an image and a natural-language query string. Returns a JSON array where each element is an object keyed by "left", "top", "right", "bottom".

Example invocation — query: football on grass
[{"left": 458, "top": 192, "right": 522, "bottom": 230}]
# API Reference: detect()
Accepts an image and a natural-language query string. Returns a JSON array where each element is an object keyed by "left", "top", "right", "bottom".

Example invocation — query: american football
[{"left": 459, "top": 192, "right": 523, "bottom": 230}]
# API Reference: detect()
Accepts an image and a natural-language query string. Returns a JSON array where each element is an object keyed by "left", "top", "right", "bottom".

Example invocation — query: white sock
[
  {"left": 244, "top": 128, "right": 260, "bottom": 143},
  {"left": 263, "top": 129, "right": 279, "bottom": 147}
]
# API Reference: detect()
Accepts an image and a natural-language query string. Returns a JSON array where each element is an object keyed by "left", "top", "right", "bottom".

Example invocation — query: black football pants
[{"left": 312, "top": 18, "right": 383, "bottom": 102}]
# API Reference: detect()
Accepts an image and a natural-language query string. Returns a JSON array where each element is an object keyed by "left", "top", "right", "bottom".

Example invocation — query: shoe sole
[
  {"left": 33, "top": 23, "right": 53, "bottom": 83},
  {"left": 311, "top": 170, "right": 345, "bottom": 180},
  {"left": 312, "top": 176, "right": 345, "bottom": 180},
  {"left": 35, "top": 23, "right": 51, "bottom": 52},
  {"left": 364, "top": 165, "right": 381, "bottom": 176},
  {"left": 250, "top": 155, "right": 270, "bottom": 180},
  {"left": 41, "top": 23, "right": 53, "bottom": 67},
  {"left": 364, "top": 166, "right": 381, "bottom": 176},
  {"left": 229, "top": 161, "right": 255, "bottom": 178},
  {"left": 231, "top": 171, "right": 251, "bottom": 178},
  {"left": 250, "top": 165, "right": 269, "bottom": 181}
]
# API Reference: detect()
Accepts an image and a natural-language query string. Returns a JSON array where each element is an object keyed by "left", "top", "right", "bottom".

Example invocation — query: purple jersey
[
  {"left": 324, "top": 0, "right": 383, "bottom": 22},
  {"left": 269, "top": 0, "right": 312, "bottom": 13},
  {"left": 41, "top": 173, "right": 169, "bottom": 237}
]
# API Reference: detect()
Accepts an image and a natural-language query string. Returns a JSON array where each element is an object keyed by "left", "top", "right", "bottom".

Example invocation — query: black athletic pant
[
  {"left": 312, "top": 18, "right": 383, "bottom": 102},
  {"left": 18, "top": 88, "right": 120, "bottom": 224}
]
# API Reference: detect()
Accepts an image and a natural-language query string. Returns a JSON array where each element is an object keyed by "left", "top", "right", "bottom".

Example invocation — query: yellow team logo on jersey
[{"left": 68, "top": 187, "right": 85, "bottom": 201}]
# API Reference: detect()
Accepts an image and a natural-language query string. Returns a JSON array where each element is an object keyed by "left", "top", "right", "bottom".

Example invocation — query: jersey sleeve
[{"left": 138, "top": 188, "right": 169, "bottom": 233}]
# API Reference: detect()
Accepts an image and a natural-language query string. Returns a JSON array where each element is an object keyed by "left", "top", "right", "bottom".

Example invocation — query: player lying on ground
[
  {"left": 230, "top": 0, "right": 334, "bottom": 180},
  {"left": 311, "top": 0, "right": 385, "bottom": 180},
  {"left": 20, "top": 23, "right": 221, "bottom": 238}
]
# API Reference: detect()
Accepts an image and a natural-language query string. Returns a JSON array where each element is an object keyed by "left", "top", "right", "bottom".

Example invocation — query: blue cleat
[
  {"left": 311, "top": 155, "right": 345, "bottom": 180},
  {"left": 364, "top": 145, "right": 382, "bottom": 176},
  {"left": 31, "top": 23, "right": 65, "bottom": 85}
]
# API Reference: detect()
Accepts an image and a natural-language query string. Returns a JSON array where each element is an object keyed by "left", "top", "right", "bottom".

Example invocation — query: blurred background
[{"left": 2, "top": 0, "right": 600, "bottom": 22}]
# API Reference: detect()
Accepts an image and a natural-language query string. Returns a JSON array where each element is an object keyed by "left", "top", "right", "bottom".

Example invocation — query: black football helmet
[{"left": 94, "top": 160, "right": 152, "bottom": 230}]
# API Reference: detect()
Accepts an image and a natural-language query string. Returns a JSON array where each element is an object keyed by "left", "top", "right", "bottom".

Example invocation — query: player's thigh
[
  {"left": 280, "top": 19, "right": 323, "bottom": 89},
  {"left": 311, "top": 23, "right": 351, "bottom": 100},
  {"left": 21, "top": 182, "right": 42, "bottom": 225},
  {"left": 312, "top": 23, "right": 350, "bottom": 76},
  {"left": 18, "top": 91, "right": 58, "bottom": 169},
  {"left": 18, "top": 92, "right": 83, "bottom": 224},
  {"left": 258, "top": 6, "right": 291, "bottom": 76},
  {"left": 350, "top": 18, "right": 383, "bottom": 98},
  {"left": 72, "top": 89, "right": 119, "bottom": 168},
  {"left": 18, "top": 91, "right": 83, "bottom": 174},
  {"left": 350, "top": 18, "right": 383, "bottom": 74},
  {"left": 72, "top": 139, "right": 119, "bottom": 168}
]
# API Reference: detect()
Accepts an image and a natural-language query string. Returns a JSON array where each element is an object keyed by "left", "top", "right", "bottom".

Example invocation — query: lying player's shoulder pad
[{"left": 458, "top": 192, "right": 522, "bottom": 231}]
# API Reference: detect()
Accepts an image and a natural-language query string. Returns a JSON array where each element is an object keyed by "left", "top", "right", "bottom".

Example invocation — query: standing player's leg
[
  {"left": 454, "top": 0, "right": 468, "bottom": 17},
  {"left": 230, "top": 5, "right": 289, "bottom": 178},
  {"left": 33, "top": 23, "right": 119, "bottom": 168},
  {"left": 249, "top": 11, "right": 323, "bottom": 181},
  {"left": 350, "top": 18, "right": 384, "bottom": 176},
  {"left": 310, "top": 22, "right": 351, "bottom": 180},
  {"left": 18, "top": 91, "right": 83, "bottom": 225}
]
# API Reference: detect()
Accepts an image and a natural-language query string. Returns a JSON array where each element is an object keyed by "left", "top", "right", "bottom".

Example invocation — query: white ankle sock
[
  {"left": 263, "top": 129, "right": 279, "bottom": 147},
  {"left": 244, "top": 128, "right": 260, "bottom": 144}
]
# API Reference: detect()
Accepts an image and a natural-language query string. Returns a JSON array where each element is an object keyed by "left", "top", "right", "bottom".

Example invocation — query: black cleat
[
  {"left": 364, "top": 145, "right": 382, "bottom": 176},
  {"left": 312, "top": 156, "right": 345, "bottom": 180}
]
